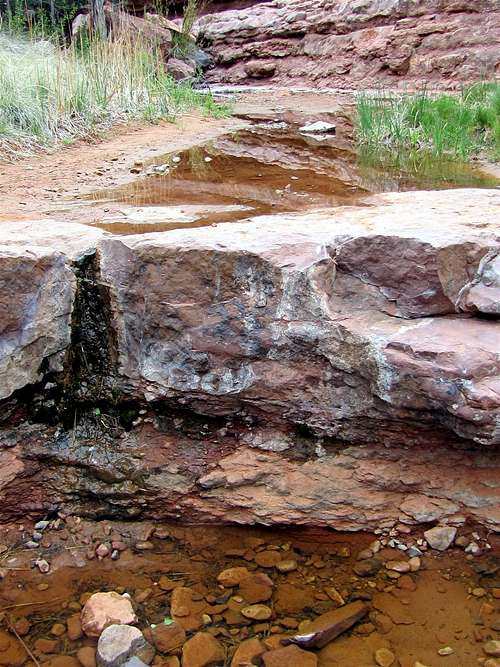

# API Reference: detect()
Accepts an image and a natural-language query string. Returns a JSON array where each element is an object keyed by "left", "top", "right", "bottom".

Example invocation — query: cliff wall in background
[{"left": 197, "top": 0, "right": 500, "bottom": 88}]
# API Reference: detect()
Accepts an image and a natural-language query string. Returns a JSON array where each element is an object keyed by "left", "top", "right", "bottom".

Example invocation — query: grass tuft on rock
[
  {"left": 356, "top": 83, "right": 500, "bottom": 166},
  {"left": 0, "top": 31, "right": 227, "bottom": 158}
]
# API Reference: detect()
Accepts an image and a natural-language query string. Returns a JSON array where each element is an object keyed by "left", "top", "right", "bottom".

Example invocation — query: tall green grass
[
  {"left": 0, "top": 31, "right": 226, "bottom": 158},
  {"left": 357, "top": 83, "right": 500, "bottom": 166}
]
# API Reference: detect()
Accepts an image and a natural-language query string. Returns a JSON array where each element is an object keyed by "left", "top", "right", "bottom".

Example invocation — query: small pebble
[
  {"left": 375, "top": 647, "right": 395, "bottom": 666},
  {"left": 35, "top": 558, "right": 50, "bottom": 573},
  {"left": 473, "top": 588, "right": 487, "bottom": 598},
  {"left": 51, "top": 622, "right": 66, "bottom": 636}
]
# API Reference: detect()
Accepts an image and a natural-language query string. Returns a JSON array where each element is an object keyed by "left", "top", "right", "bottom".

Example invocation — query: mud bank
[
  {"left": 1, "top": 185, "right": 499, "bottom": 531},
  {"left": 0, "top": 519, "right": 498, "bottom": 667}
]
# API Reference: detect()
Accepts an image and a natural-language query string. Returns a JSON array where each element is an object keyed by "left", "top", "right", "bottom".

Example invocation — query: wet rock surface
[
  {"left": 0, "top": 188, "right": 499, "bottom": 530},
  {"left": 95, "top": 188, "right": 500, "bottom": 444},
  {"left": 197, "top": 0, "right": 500, "bottom": 89}
]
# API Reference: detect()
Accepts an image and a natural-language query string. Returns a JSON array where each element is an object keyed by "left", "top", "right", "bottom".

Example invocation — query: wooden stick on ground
[{"left": 0, "top": 597, "right": 64, "bottom": 611}]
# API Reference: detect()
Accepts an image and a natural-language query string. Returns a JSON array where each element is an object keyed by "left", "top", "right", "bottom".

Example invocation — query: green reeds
[{"left": 356, "top": 83, "right": 500, "bottom": 166}]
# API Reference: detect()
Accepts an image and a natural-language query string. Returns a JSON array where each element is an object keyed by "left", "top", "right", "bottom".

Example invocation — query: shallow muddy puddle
[
  {"left": 81, "top": 122, "right": 500, "bottom": 235},
  {"left": 0, "top": 520, "right": 498, "bottom": 666}
]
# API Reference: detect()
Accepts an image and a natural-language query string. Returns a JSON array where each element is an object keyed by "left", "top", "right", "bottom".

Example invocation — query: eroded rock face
[
  {"left": 0, "top": 190, "right": 499, "bottom": 531},
  {"left": 97, "top": 189, "right": 500, "bottom": 445},
  {"left": 1, "top": 417, "right": 500, "bottom": 529},
  {"left": 0, "top": 244, "right": 74, "bottom": 402},
  {"left": 197, "top": 0, "right": 500, "bottom": 88},
  {"left": 0, "top": 220, "right": 109, "bottom": 413}
]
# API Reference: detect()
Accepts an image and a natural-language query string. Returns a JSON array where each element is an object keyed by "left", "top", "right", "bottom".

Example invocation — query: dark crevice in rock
[{"left": 63, "top": 251, "right": 119, "bottom": 413}]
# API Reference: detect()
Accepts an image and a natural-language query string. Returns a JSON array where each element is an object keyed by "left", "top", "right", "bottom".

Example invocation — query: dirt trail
[{"left": 0, "top": 114, "right": 246, "bottom": 224}]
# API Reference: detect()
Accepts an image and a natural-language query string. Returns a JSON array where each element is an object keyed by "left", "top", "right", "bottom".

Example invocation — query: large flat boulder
[
  {"left": 97, "top": 189, "right": 500, "bottom": 445},
  {"left": 0, "top": 191, "right": 499, "bottom": 530}
]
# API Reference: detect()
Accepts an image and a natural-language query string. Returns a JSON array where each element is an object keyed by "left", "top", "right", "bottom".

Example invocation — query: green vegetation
[
  {"left": 357, "top": 83, "right": 500, "bottom": 167},
  {"left": 0, "top": 31, "right": 226, "bottom": 157}
]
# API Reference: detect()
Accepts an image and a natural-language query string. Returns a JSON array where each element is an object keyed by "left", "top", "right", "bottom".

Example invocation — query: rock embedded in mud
[
  {"left": 254, "top": 551, "right": 282, "bottom": 568},
  {"left": 96, "top": 624, "right": 152, "bottom": 667},
  {"left": 96, "top": 543, "right": 111, "bottom": 559},
  {"left": 13, "top": 618, "right": 30, "bottom": 636},
  {"left": 239, "top": 572, "right": 274, "bottom": 604},
  {"left": 276, "top": 559, "right": 297, "bottom": 573},
  {"left": 181, "top": 632, "right": 224, "bottom": 667},
  {"left": 217, "top": 567, "right": 250, "bottom": 587},
  {"left": 385, "top": 560, "right": 410, "bottom": 573},
  {"left": 51, "top": 622, "right": 66, "bottom": 637},
  {"left": 35, "top": 638, "right": 59, "bottom": 655},
  {"left": 40, "top": 657, "right": 80, "bottom": 667},
  {"left": 484, "top": 641, "right": 500, "bottom": 657},
  {"left": 374, "top": 647, "right": 396, "bottom": 666},
  {"left": 230, "top": 637, "right": 265, "bottom": 667},
  {"left": 77, "top": 646, "right": 97, "bottom": 667},
  {"left": 0, "top": 629, "right": 27, "bottom": 666},
  {"left": 67, "top": 613, "right": 83, "bottom": 640},
  {"left": 81, "top": 592, "right": 138, "bottom": 638},
  {"left": 158, "top": 575, "right": 183, "bottom": 592},
  {"left": 171, "top": 587, "right": 205, "bottom": 632},
  {"left": 353, "top": 558, "right": 382, "bottom": 577},
  {"left": 151, "top": 621, "right": 186, "bottom": 653},
  {"left": 35, "top": 558, "right": 51, "bottom": 573},
  {"left": 262, "top": 644, "right": 317, "bottom": 667},
  {"left": 424, "top": 526, "right": 457, "bottom": 551},
  {"left": 241, "top": 604, "right": 273, "bottom": 620}
]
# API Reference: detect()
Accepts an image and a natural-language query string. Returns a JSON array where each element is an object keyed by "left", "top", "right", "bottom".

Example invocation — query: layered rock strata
[
  {"left": 0, "top": 189, "right": 499, "bottom": 530},
  {"left": 197, "top": 0, "right": 500, "bottom": 88}
]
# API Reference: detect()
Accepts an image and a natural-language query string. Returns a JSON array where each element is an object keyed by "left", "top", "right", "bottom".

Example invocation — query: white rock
[
  {"left": 35, "top": 520, "right": 50, "bottom": 531},
  {"left": 298, "top": 120, "right": 336, "bottom": 134},
  {"left": 35, "top": 558, "right": 50, "bottom": 573},
  {"left": 424, "top": 526, "right": 456, "bottom": 551},
  {"left": 97, "top": 624, "right": 150, "bottom": 667},
  {"left": 465, "top": 541, "right": 481, "bottom": 555}
]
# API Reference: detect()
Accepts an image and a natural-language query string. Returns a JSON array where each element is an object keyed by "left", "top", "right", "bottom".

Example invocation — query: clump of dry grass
[{"left": 0, "top": 30, "right": 225, "bottom": 158}]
